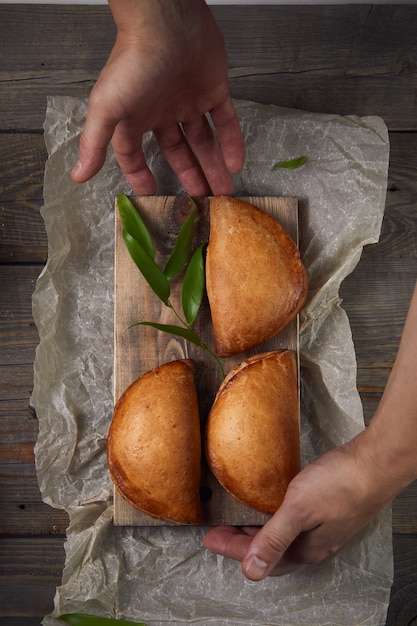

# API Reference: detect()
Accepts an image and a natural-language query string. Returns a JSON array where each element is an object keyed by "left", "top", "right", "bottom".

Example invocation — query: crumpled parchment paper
[{"left": 32, "top": 95, "right": 392, "bottom": 625}]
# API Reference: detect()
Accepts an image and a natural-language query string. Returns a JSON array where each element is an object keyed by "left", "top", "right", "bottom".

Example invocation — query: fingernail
[
  {"left": 71, "top": 160, "right": 82, "bottom": 178},
  {"left": 244, "top": 554, "right": 269, "bottom": 580}
]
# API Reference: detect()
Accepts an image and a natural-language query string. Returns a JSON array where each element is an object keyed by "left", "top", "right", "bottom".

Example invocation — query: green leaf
[
  {"left": 163, "top": 208, "right": 196, "bottom": 279},
  {"left": 182, "top": 244, "right": 205, "bottom": 325},
  {"left": 271, "top": 155, "right": 308, "bottom": 171},
  {"left": 58, "top": 614, "right": 145, "bottom": 626},
  {"left": 118, "top": 191, "right": 155, "bottom": 259},
  {"left": 123, "top": 229, "right": 170, "bottom": 305},
  {"left": 131, "top": 321, "right": 206, "bottom": 349}
]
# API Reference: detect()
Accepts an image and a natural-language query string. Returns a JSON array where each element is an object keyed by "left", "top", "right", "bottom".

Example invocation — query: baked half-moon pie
[
  {"left": 107, "top": 359, "right": 203, "bottom": 524},
  {"left": 205, "top": 350, "right": 300, "bottom": 515},
  {"left": 206, "top": 196, "right": 307, "bottom": 356}
]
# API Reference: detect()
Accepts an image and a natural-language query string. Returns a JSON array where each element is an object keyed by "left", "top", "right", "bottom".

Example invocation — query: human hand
[
  {"left": 204, "top": 431, "right": 394, "bottom": 580},
  {"left": 71, "top": 0, "right": 245, "bottom": 195},
  {"left": 205, "top": 281, "right": 417, "bottom": 581}
]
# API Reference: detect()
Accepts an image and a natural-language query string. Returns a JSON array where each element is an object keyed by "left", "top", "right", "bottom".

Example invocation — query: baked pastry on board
[
  {"left": 107, "top": 359, "right": 203, "bottom": 525},
  {"left": 206, "top": 195, "right": 307, "bottom": 357},
  {"left": 113, "top": 195, "right": 302, "bottom": 526},
  {"left": 205, "top": 350, "right": 300, "bottom": 515}
]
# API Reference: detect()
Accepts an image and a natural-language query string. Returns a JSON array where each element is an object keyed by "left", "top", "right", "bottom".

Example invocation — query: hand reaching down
[{"left": 71, "top": 0, "right": 245, "bottom": 195}]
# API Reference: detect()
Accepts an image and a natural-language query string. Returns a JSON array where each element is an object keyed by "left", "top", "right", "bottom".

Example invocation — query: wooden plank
[
  {"left": 1, "top": 6, "right": 417, "bottom": 130},
  {"left": 221, "top": 4, "right": 417, "bottom": 131},
  {"left": 3, "top": 69, "right": 416, "bottom": 132},
  {"left": 0, "top": 536, "right": 64, "bottom": 617},
  {"left": 0, "top": 74, "right": 96, "bottom": 131},
  {"left": 0, "top": 133, "right": 47, "bottom": 264},
  {"left": 386, "top": 534, "right": 417, "bottom": 626},
  {"left": 0, "top": 401, "right": 69, "bottom": 535},
  {"left": 0, "top": 266, "right": 42, "bottom": 368},
  {"left": 0, "top": 4, "right": 114, "bottom": 72},
  {"left": 0, "top": 4, "right": 113, "bottom": 130},
  {"left": 113, "top": 195, "right": 299, "bottom": 526},
  {"left": 342, "top": 264, "right": 416, "bottom": 388},
  {"left": 2, "top": 4, "right": 415, "bottom": 78},
  {"left": 0, "top": 468, "right": 69, "bottom": 536},
  {"left": 0, "top": 133, "right": 46, "bottom": 202},
  {"left": 0, "top": 202, "right": 47, "bottom": 264},
  {"left": 393, "top": 484, "right": 417, "bottom": 536},
  {"left": 0, "top": 265, "right": 69, "bottom": 535},
  {"left": 214, "top": 4, "right": 417, "bottom": 70},
  {"left": 385, "top": 133, "right": 417, "bottom": 216}
]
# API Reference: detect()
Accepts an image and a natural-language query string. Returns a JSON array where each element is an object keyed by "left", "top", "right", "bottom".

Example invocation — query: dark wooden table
[{"left": 0, "top": 4, "right": 416, "bottom": 624}]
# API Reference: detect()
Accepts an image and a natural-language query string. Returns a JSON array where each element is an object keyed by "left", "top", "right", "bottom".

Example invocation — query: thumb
[
  {"left": 71, "top": 107, "right": 116, "bottom": 184},
  {"left": 242, "top": 505, "right": 302, "bottom": 581}
]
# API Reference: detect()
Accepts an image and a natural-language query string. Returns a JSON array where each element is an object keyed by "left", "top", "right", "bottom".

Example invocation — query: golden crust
[
  {"left": 205, "top": 350, "right": 300, "bottom": 515},
  {"left": 206, "top": 196, "right": 307, "bottom": 356},
  {"left": 107, "top": 359, "right": 203, "bottom": 524}
]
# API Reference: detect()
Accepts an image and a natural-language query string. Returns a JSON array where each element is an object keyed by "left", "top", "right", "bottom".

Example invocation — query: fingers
[
  {"left": 73, "top": 117, "right": 157, "bottom": 195},
  {"left": 241, "top": 492, "right": 322, "bottom": 580},
  {"left": 73, "top": 96, "right": 245, "bottom": 196},
  {"left": 204, "top": 522, "right": 303, "bottom": 580},
  {"left": 204, "top": 443, "right": 381, "bottom": 581},
  {"left": 71, "top": 103, "right": 116, "bottom": 184},
  {"left": 242, "top": 515, "right": 302, "bottom": 580},
  {"left": 71, "top": 85, "right": 157, "bottom": 194},
  {"left": 111, "top": 121, "right": 157, "bottom": 195},
  {"left": 204, "top": 504, "right": 306, "bottom": 581},
  {"left": 181, "top": 114, "right": 235, "bottom": 195},
  {"left": 210, "top": 96, "right": 245, "bottom": 174},
  {"left": 155, "top": 115, "right": 235, "bottom": 196},
  {"left": 204, "top": 526, "right": 253, "bottom": 561},
  {"left": 153, "top": 123, "right": 212, "bottom": 196},
  {"left": 155, "top": 98, "right": 245, "bottom": 196}
]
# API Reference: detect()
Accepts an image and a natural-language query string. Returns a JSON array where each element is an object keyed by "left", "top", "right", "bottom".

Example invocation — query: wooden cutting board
[{"left": 113, "top": 195, "right": 299, "bottom": 526}]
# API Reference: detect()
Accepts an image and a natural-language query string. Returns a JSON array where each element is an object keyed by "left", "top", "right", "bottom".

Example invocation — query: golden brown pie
[
  {"left": 205, "top": 350, "right": 300, "bottom": 515},
  {"left": 107, "top": 359, "right": 203, "bottom": 524},
  {"left": 206, "top": 196, "right": 307, "bottom": 356}
]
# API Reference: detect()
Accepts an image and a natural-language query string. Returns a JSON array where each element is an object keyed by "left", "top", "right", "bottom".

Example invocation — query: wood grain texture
[
  {"left": 1, "top": 3, "right": 417, "bottom": 622},
  {"left": 0, "top": 266, "right": 41, "bottom": 367},
  {"left": 0, "top": 265, "right": 70, "bottom": 535},
  {"left": 0, "top": 536, "right": 65, "bottom": 617},
  {"left": 1, "top": 5, "right": 417, "bottom": 130},
  {"left": 219, "top": 4, "right": 417, "bottom": 130},
  {"left": 113, "top": 195, "right": 299, "bottom": 526},
  {"left": 386, "top": 535, "right": 417, "bottom": 626},
  {"left": 0, "top": 133, "right": 47, "bottom": 263}
]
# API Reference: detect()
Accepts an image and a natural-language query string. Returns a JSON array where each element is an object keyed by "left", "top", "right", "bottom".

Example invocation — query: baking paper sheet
[{"left": 32, "top": 95, "right": 392, "bottom": 625}]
